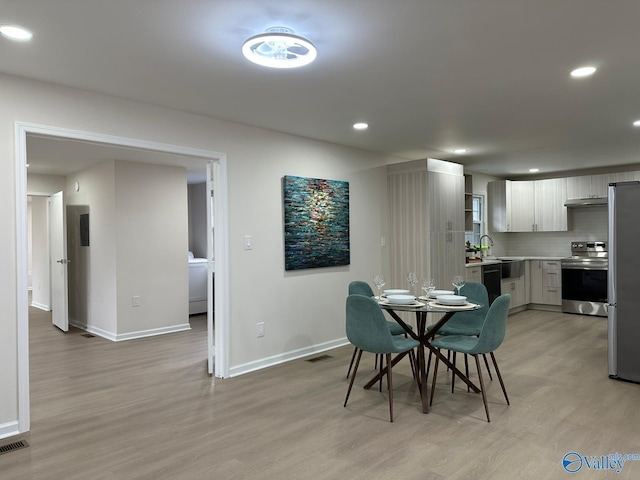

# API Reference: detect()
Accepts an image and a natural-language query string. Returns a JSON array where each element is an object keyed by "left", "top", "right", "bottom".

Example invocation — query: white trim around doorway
[{"left": 14, "top": 121, "right": 230, "bottom": 435}]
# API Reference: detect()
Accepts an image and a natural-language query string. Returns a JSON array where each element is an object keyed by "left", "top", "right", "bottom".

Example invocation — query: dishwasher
[{"left": 482, "top": 263, "right": 502, "bottom": 305}]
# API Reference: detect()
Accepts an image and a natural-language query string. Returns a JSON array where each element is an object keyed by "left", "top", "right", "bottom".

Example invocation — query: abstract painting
[{"left": 283, "top": 175, "right": 350, "bottom": 270}]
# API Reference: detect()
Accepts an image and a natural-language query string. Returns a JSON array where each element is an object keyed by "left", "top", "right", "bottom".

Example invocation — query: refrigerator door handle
[{"left": 608, "top": 305, "right": 617, "bottom": 378}]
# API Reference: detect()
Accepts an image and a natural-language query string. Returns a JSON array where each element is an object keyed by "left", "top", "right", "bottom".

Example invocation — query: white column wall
[{"left": 114, "top": 161, "right": 189, "bottom": 336}]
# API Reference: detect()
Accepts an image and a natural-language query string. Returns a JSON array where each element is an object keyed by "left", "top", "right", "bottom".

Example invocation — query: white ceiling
[{"left": 4, "top": 0, "right": 640, "bottom": 178}]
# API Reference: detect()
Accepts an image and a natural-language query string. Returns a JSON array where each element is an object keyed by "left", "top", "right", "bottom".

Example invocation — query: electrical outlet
[{"left": 256, "top": 322, "right": 265, "bottom": 337}]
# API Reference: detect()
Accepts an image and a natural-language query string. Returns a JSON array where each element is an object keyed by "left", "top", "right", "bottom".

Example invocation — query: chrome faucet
[
  {"left": 479, "top": 235, "right": 494, "bottom": 257},
  {"left": 479, "top": 234, "right": 494, "bottom": 247}
]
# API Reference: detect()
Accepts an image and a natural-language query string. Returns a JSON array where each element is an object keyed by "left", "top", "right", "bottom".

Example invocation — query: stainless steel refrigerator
[{"left": 608, "top": 181, "right": 640, "bottom": 382}]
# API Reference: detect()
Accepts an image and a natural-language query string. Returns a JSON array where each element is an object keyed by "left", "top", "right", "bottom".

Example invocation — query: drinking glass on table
[
  {"left": 373, "top": 274, "right": 385, "bottom": 300},
  {"left": 422, "top": 278, "right": 436, "bottom": 300},
  {"left": 407, "top": 272, "right": 418, "bottom": 296},
  {"left": 452, "top": 275, "right": 466, "bottom": 296}
]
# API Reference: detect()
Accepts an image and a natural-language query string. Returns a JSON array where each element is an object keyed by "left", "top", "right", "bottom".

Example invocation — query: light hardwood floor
[{"left": 2, "top": 305, "right": 640, "bottom": 479}]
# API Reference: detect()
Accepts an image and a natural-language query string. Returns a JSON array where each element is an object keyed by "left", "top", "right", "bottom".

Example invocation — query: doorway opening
[{"left": 16, "top": 122, "right": 230, "bottom": 434}]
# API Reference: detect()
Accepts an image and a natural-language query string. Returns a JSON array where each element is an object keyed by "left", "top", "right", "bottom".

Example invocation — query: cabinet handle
[{"left": 548, "top": 272, "right": 557, "bottom": 275}]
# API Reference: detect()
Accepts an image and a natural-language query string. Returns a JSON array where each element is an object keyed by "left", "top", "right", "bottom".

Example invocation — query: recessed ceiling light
[
  {"left": 570, "top": 66, "right": 596, "bottom": 78},
  {"left": 529, "top": 168, "right": 539, "bottom": 173},
  {"left": 353, "top": 123, "right": 368, "bottom": 130},
  {"left": 633, "top": 120, "right": 640, "bottom": 127},
  {"left": 242, "top": 27, "right": 316, "bottom": 69},
  {"left": 453, "top": 149, "right": 467, "bottom": 154},
  {"left": 0, "top": 25, "right": 33, "bottom": 41}
]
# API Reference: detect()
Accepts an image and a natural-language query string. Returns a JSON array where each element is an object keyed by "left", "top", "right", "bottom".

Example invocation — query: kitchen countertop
[{"left": 465, "top": 256, "right": 565, "bottom": 267}]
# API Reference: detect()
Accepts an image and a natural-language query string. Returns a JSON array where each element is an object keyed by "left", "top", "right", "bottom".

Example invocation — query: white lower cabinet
[
  {"left": 501, "top": 275, "right": 526, "bottom": 309},
  {"left": 529, "top": 260, "right": 562, "bottom": 305},
  {"left": 465, "top": 265, "right": 482, "bottom": 283}
]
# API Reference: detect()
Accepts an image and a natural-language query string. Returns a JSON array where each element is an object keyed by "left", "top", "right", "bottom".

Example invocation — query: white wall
[
  {"left": 65, "top": 160, "right": 118, "bottom": 336},
  {"left": 0, "top": 73, "right": 393, "bottom": 434},
  {"left": 114, "top": 161, "right": 189, "bottom": 337},
  {"left": 29, "top": 196, "right": 50, "bottom": 310}
]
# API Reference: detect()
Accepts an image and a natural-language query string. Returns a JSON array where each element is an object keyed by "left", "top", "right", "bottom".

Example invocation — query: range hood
[{"left": 564, "top": 197, "right": 607, "bottom": 208}]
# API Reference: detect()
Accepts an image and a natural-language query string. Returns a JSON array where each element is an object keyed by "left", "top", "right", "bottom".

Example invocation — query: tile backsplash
[{"left": 490, "top": 206, "right": 608, "bottom": 257}]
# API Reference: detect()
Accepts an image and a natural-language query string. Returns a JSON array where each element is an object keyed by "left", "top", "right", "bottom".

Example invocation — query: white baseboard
[
  {"left": 69, "top": 320, "right": 191, "bottom": 342},
  {"left": 229, "top": 337, "right": 350, "bottom": 377},
  {"left": 0, "top": 420, "right": 20, "bottom": 440},
  {"left": 114, "top": 324, "right": 191, "bottom": 341},
  {"left": 30, "top": 301, "right": 50, "bottom": 311}
]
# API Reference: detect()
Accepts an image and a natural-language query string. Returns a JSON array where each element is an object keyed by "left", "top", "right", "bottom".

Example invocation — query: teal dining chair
[
  {"left": 426, "top": 282, "right": 493, "bottom": 384},
  {"left": 429, "top": 293, "right": 511, "bottom": 422},
  {"left": 346, "top": 281, "right": 412, "bottom": 379},
  {"left": 344, "top": 294, "right": 420, "bottom": 422}
]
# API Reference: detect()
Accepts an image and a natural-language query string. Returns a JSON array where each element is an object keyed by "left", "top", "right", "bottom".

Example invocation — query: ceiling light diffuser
[
  {"left": 353, "top": 123, "right": 368, "bottom": 130},
  {"left": 570, "top": 66, "right": 596, "bottom": 78},
  {"left": 0, "top": 24, "right": 33, "bottom": 41},
  {"left": 633, "top": 120, "right": 640, "bottom": 127},
  {"left": 529, "top": 168, "right": 539, "bottom": 173},
  {"left": 242, "top": 27, "right": 317, "bottom": 69},
  {"left": 453, "top": 149, "right": 467, "bottom": 154}
]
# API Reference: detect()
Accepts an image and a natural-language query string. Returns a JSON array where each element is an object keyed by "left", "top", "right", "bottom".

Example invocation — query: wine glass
[
  {"left": 407, "top": 272, "right": 418, "bottom": 296},
  {"left": 452, "top": 275, "right": 466, "bottom": 296},
  {"left": 422, "top": 278, "right": 435, "bottom": 300},
  {"left": 373, "top": 274, "right": 385, "bottom": 300}
]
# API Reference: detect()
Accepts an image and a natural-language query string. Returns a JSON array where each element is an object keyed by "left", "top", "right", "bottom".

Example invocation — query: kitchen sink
[{"left": 501, "top": 259, "right": 525, "bottom": 279}]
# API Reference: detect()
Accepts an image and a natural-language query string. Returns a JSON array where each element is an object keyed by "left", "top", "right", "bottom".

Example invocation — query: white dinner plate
[
  {"left": 383, "top": 289, "right": 410, "bottom": 296},
  {"left": 386, "top": 294, "right": 416, "bottom": 304},
  {"left": 435, "top": 294, "right": 467, "bottom": 306},
  {"left": 428, "top": 289, "right": 454, "bottom": 298}
]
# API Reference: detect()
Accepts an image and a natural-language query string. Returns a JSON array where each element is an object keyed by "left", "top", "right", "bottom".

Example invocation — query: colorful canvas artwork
[{"left": 283, "top": 175, "right": 350, "bottom": 270}]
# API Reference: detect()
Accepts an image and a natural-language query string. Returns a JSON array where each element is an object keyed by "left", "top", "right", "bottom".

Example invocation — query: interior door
[
  {"left": 206, "top": 162, "right": 215, "bottom": 375},
  {"left": 50, "top": 191, "right": 69, "bottom": 332}
]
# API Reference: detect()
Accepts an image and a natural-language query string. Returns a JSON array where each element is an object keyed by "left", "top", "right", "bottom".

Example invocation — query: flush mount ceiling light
[
  {"left": 633, "top": 120, "right": 640, "bottom": 127},
  {"left": 0, "top": 24, "right": 33, "bottom": 41},
  {"left": 242, "top": 27, "right": 317, "bottom": 69},
  {"left": 353, "top": 122, "right": 368, "bottom": 130},
  {"left": 529, "top": 168, "right": 540, "bottom": 173},
  {"left": 570, "top": 66, "right": 597, "bottom": 78},
  {"left": 453, "top": 148, "right": 467, "bottom": 154}
]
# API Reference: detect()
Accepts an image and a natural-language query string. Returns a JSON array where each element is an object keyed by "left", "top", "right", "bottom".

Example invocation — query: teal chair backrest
[
  {"left": 472, "top": 294, "right": 511, "bottom": 354},
  {"left": 454, "top": 281, "right": 489, "bottom": 322},
  {"left": 346, "top": 294, "right": 396, "bottom": 354},
  {"left": 348, "top": 280, "right": 374, "bottom": 297}
]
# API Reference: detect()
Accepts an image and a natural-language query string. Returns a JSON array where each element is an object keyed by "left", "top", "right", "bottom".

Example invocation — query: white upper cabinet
[
  {"left": 567, "top": 172, "right": 640, "bottom": 199},
  {"left": 534, "top": 178, "right": 568, "bottom": 231},
  {"left": 488, "top": 179, "right": 512, "bottom": 232},
  {"left": 510, "top": 181, "right": 535, "bottom": 232},
  {"left": 488, "top": 178, "right": 567, "bottom": 232}
]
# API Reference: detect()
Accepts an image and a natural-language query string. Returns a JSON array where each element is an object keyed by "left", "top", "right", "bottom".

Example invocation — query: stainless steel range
[{"left": 561, "top": 241, "right": 608, "bottom": 317}]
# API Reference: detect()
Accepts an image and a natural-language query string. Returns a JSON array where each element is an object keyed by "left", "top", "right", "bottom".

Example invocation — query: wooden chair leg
[
  {"left": 483, "top": 353, "right": 493, "bottom": 381},
  {"left": 464, "top": 354, "right": 470, "bottom": 392},
  {"left": 379, "top": 354, "right": 384, "bottom": 392},
  {"left": 430, "top": 348, "right": 440, "bottom": 406},
  {"left": 451, "top": 351, "right": 456, "bottom": 393},
  {"left": 344, "top": 350, "right": 363, "bottom": 407},
  {"left": 474, "top": 354, "right": 490, "bottom": 422},
  {"left": 409, "top": 349, "right": 417, "bottom": 381},
  {"left": 346, "top": 346, "right": 358, "bottom": 379},
  {"left": 490, "top": 352, "right": 510, "bottom": 405},
  {"left": 386, "top": 353, "right": 394, "bottom": 422}
]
